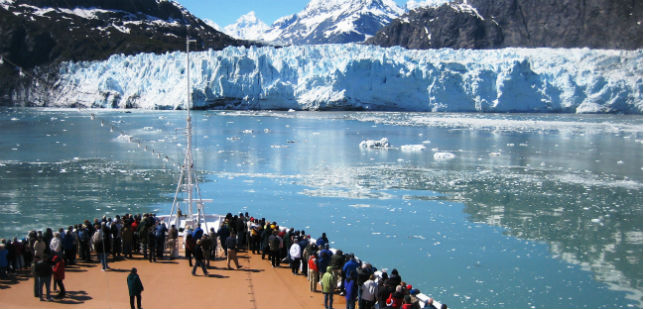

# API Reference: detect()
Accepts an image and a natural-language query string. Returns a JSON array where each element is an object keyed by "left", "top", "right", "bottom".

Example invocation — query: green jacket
[
  {"left": 321, "top": 266, "right": 336, "bottom": 293},
  {"left": 127, "top": 273, "right": 144, "bottom": 296}
]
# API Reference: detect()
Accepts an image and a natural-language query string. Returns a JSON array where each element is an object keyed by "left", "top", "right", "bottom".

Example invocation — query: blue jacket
[
  {"left": 343, "top": 259, "right": 359, "bottom": 278},
  {"left": 192, "top": 227, "right": 203, "bottom": 239},
  {"left": 318, "top": 248, "right": 332, "bottom": 272},
  {"left": 316, "top": 237, "right": 328, "bottom": 247},
  {"left": 217, "top": 225, "right": 229, "bottom": 241},
  {"left": 62, "top": 233, "right": 75, "bottom": 250},
  {"left": 155, "top": 224, "right": 167, "bottom": 238},
  {"left": 344, "top": 278, "right": 357, "bottom": 302},
  {"left": 0, "top": 248, "right": 7, "bottom": 267}
]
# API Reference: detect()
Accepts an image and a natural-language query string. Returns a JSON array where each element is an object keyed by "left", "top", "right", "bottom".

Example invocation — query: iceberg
[
  {"left": 433, "top": 152, "right": 455, "bottom": 160},
  {"left": 401, "top": 144, "right": 426, "bottom": 152},
  {"left": 31, "top": 44, "right": 642, "bottom": 113},
  {"left": 360, "top": 137, "right": 391, "bottom": 149}
]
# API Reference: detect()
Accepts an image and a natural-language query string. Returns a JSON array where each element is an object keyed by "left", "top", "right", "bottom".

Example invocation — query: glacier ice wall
[{"left": 38, "top": 44, "right": 642, "bottom": 113}]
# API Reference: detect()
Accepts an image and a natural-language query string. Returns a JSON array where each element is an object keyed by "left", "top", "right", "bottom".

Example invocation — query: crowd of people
[
  {"left": 0, "top": 213, "right": 174, "bottom": 302},
  {"left": 0, "top": 211, "right": 447, "bottom": 309},
  {"left": 192, "top": 212, "right": 448, "bottom": 309}
]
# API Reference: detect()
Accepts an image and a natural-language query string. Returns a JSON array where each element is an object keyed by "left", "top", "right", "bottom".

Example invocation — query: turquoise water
[{"left": 0, "top": 107, "right": 641, "bottom": 308}]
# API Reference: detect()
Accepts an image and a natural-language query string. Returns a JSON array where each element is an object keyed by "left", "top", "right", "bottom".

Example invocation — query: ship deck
[{"left": 0, "top": 244, "right": 340, "bottom": 308}]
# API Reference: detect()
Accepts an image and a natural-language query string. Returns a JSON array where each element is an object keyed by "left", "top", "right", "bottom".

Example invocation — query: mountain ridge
[{"left": 368, "top": 0, "right": 643, "bottom": 49}]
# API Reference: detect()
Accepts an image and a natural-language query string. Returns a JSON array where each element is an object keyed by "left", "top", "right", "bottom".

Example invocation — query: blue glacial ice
[{"left": 45, "top": 44, "right": 642, "bottom": 113}]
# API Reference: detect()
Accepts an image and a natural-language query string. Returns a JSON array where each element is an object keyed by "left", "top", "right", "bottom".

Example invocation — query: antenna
[{"left": 168, "top": 30, "right": 206, "bottom": 230}]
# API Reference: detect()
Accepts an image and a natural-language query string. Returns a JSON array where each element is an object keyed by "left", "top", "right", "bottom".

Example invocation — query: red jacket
[
  {"left": 386, "top": 293, "right": 403, "bottom": 309},
  {"left": 52, "top": 255, "right": 65, "bottom": 280},
  {"left": 308, "top": 256, "right": 318, "bottom": 273}
]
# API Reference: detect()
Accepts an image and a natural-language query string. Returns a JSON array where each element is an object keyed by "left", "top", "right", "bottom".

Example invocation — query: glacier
[{"left": 33, "top": 44, "right": 642, "bottom": 113}]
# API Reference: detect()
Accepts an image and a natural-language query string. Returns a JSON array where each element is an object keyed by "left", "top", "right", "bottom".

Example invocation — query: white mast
[{"left": 169, "top": 31, "right": 205, "bottom": 229}]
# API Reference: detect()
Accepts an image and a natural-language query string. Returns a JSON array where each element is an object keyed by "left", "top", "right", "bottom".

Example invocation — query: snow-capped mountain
[
  {"left": 405, "top": 0, "right": 451, "bottom": 10},
  {"left": 203, "top": 19, "right": 222, "bottom": 32},
  {"left": 21, "top": 44, "right": 643, "bottom": 113},
  {"left": 257, "top": 0, "right": 404, "bottom": 45},
  {"left": 223, "top": 11, "right": 270, "bottom": 42}
]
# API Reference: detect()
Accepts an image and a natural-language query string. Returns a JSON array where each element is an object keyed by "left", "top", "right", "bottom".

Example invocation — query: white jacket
[
  {"left": 289, "top": 243, "right": 301, "bottom": 259},
  {"left": 50, "top": 237, "right": 62, "bottom": 253}
]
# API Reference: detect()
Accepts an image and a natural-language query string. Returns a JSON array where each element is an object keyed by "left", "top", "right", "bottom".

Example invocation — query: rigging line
[{"left": 80, "top": 109, "right": 184, "bottom": 170}]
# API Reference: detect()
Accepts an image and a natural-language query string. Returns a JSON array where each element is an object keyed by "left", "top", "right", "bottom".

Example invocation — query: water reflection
[
  {"left": 287, "top": 157, "right": 643, "bottom": 304},
  {"left": 0, "top": 159, "right": 178, "bottom": 237}
]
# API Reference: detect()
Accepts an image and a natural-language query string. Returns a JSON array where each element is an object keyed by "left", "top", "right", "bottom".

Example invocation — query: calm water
[{"left": 0, "top": 107, "right": 642, "bottom": 308}]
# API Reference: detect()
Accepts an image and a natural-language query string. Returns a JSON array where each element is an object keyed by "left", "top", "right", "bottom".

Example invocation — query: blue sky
[{"left": 175, "top": 0, "right": 410, "bottom": 27}]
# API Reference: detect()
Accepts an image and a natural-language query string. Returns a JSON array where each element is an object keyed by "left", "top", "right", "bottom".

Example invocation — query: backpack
[
  {"left": 79, "top": 229, "right": 89, "bottom": 242},
  {"left": 91, "top": 230, "right": 101, "bottom": 246},
  {"left": 270, "top": 235, "right": 280, "bottom": 251}
]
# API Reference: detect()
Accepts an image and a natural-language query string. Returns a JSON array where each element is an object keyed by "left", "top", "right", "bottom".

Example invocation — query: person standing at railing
[
  {"left": 344, "top": 271, "right": 358, "bottom": 309},
  {"left": 51, "top": 253, "right": 65, "bottom": 299},
  {"left": 359, "top": 273, "right": 378, "bottom": 309},
  {"left": 307, "top": 247, "right": 319, "bottom": 292},
  {"left": 289, "top": 236, "right": 302, "bottom": 274},
  {"left": 318, "top": 244, "right": 332, "bottom": 279},
  {"left": 34, "top": 255, "right": 52, "bottom": 301},
  {"left": 122, "top": 224, "right": 134, "bottom": 259},
  {"left": 268, "top": 229, "right": 281, "bottom": 267},
  {"left": 321, "top": 266, "right": 337, "bottom": 309}
]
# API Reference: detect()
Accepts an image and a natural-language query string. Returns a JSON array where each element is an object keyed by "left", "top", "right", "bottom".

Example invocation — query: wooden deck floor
[{"left": 0, "top": 247, "right": 341, "bottom": 309}]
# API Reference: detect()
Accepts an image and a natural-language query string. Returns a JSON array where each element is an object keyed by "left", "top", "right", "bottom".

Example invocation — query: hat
[
  {"left": 407, "top": 284, "right": 412, "bottom": 290},
  {"left": 410, "top": 289, "right": 420, "bottom": 295}
]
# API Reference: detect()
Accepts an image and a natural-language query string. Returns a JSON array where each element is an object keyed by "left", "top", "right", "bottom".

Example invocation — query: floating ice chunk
[
  {"left": 359, "top": 137, "right": 391, "bottom": 149},
  {"left": 422, "top": 140, "right": 431, "bottom": 144},
  {"left": 349, "top": 204, "right": 371, "bottom": 208},
  {"left": 242, "top": 129, "right": 254, "bottom": 134},
  {"left": 591, "top": 218, "right": 602, "bottom": 223},
  {"left": 263, "top": 128, "right": 271, "bottom": 133},
  {"left": 10, "top": 117, "right": 19, "bottom": 121},
  {"left": 115, "top": 134, "right": 131, "bottom": 143},
  {"left": 433, "top": 152, "right": 455, "bottom": 161},
  {"left": 489, "top": 152, "right": 502, "bottom": 157},
  {"left": 617, "top": 160, "right": 624, "bottom": 165},
  {"left": 401, "top": 144, "right": 426, "bottom": 152}
]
